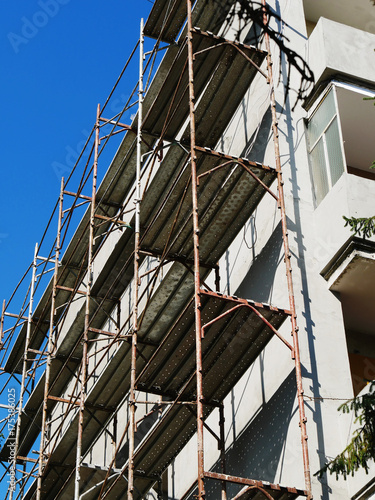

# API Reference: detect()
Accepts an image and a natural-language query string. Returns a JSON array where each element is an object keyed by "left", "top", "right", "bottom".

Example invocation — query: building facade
[{"left": 1, "top": 0, "right": 375, "bottom": 499}]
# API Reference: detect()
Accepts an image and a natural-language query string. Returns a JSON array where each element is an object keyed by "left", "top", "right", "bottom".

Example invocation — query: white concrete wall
[{"left": 308, "top": 17, "right": 375, "bottom": 88}]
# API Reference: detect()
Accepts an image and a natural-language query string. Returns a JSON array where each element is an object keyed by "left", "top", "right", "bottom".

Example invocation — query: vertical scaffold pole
[
  {"left": 74, "top": 104, "right": 100, "bottom": 500},
  {"left": 0, "top": 299, "right": 5, "bottom": 348},
  {"left": 261, "top": 2, "right": 312, "bottom": 498},
  {"left": 37, "top": 177, "right": 64, "bottom": 500},
  {"left": 128, "top": 18, "right": 144, "bottom": 500},
  {"left": 186, "top": 1, "right": 205, "bottom": 498},
  {"left": 219, "top": 405, "right": 227, "bottom": 500},
  {"left": 9, "top": 243, "right": 38, "bottom": 500}
]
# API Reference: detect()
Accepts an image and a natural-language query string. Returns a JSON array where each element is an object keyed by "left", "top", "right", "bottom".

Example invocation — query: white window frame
[{"left": 307, "top": 83, "right": 347, "bottom": 206}]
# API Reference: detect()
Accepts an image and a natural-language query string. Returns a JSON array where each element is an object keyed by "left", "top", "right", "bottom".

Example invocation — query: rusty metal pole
[
  {"left": 74, "top": 104, "right": 100, "bottom": 500},
  {"left": 128, "top": 18, "right": 144, "bottom": 500},
  {"left": 9, "top": 243, "right": 38, "bottom": 500},
  {"left": 186, "top": 1, "right": 205, "bottom": 498},
  {"left": 219, "top": 405, "right": 227, "bottom": 500},
  {"left": 261, "top": 2, "right": 312, "bottom": 498},
  {"left": 215, "top": 265, "right": 220, "bottom": 293},
  {"left": 112, "top": 412, "right": 118, "bottom": 469},
  {"left": 37, "top": 178, "right": 64, "bottom": 500},
  {"left": 0, "top": 299, "right": 5, "bottom": 348}
]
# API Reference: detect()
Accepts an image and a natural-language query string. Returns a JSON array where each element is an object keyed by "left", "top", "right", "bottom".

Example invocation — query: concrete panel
[{"left": 308, "top": 18, "right": 375, "bottom": 88}]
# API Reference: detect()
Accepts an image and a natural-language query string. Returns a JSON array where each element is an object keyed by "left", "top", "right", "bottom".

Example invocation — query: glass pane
[
  {"left": 310, "top": 138, "right": 329, "bottom": 205},
  {"left": 308, "top": 89, "right": 336, "bottom": 148},
  {"left": 326, "top": 116, "right": 345, "bottom": 186}
]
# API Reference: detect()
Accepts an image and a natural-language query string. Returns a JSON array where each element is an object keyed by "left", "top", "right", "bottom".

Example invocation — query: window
[
  {"left": 307, "top": 83, "right": 375, "bottom": 206},
  {"left": 307, "top": 88, "right": 345, "bottom": 205}
]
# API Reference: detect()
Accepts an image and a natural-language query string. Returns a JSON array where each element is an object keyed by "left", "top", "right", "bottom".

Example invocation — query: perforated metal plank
[
  {"left": 142, "top": 31, "right": 266, "bottom": 142},
  {"left": 144, "top": 0, "right": 187, "bottom": 43},
  {"left": 144, "top": 0, "right": 235, "bottom": 44},
  {"left": 113, "top": 296, "right": 291, "bottom": 498},
  {"left": 141, "top": 145, "right": 275, "bottom": 266},
  {"left": 213, "top": 475, "right": 307, "bottom": 500},
  {"left": 230, "top": 480, "right": 307, "bottom": 499},
  {"left": 137, "top": 293, "right": 289, "bottom": 398}
]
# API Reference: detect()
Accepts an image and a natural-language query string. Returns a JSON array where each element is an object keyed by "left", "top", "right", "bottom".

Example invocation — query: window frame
[{"left": 306, "top": 84, "right": 347, "bottom": 206}]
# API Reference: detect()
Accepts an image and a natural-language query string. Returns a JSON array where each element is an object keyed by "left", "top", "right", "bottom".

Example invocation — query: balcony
[
  {"left": 306, "top": 82, "right": 375, "bottom": 209},
  {"left": 322, "top": 237, "right": 375, "bottom": 394},
  {"left": 307, "top": 17, "right": 375, "bottom": 91},
  {"left": 312, "top": 171, "right": 375, "bottom": 276},
  {"left": 304, "top": 0, "right": 375, "bottom": 35}
]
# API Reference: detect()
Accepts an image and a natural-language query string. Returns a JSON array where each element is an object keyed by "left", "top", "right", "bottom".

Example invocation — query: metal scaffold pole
[
  {"left": 186, "top": 0, "right": 205, "bottom": 498},
  {"left": 74, "top": 103, "right": 100, "bottom": 500},
  {"left": 219, "top": 405, "right": 227, "bottom": 500},
  {"left": 261, "top": 1, "right": 312, "bottom": 498},
  {"left": 128, "top": 17, "right": 144, "bottom": 500},
  {"left": 9, "top": 243, "right": 38, "bottom": 500},
  {"left": 37, "top": 177, "right": 64, "bottom": 500},
  {"left": 0, "top": 299, "right": 5, "bottom": 348}
]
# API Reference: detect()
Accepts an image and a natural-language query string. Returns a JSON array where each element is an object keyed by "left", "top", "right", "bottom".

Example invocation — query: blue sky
[
  {"left": 0, "top": 0, "right": 153, "bottom": 495},
  {"left": 0, "top": 0, "right": 153, "bottom": 303}
]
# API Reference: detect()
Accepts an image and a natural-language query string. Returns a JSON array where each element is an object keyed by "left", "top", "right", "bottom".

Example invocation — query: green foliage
[
  {"left": 316, "top": 382, "right": 375, "bottom": 480},
  {"left": 343, "top": 216, "right": 375, "bottom": 238}
]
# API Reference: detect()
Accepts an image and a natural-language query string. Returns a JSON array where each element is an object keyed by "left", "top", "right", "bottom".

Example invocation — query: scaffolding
[{"left": 0, "top": 0, "right": 312, "bottom": 499}]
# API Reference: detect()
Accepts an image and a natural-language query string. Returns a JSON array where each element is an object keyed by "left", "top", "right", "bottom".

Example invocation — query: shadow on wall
[
  {"left": 273, "top": 1, "right": 328, "bottom": 497},
  {"left": 242, "top": 107, "right": 272, "bottom": 165},
  {"left": 186, "top": 370, "right": 298, "bottom": 499},
  {"left": 222, "top": 107, "right": 277, "bottom": 298},
  {"left": 114, "top": 403, "right": 161, "bottom": 468},
  {"left": 235, "top": 222, "right": 283, "bottom": 304}
]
